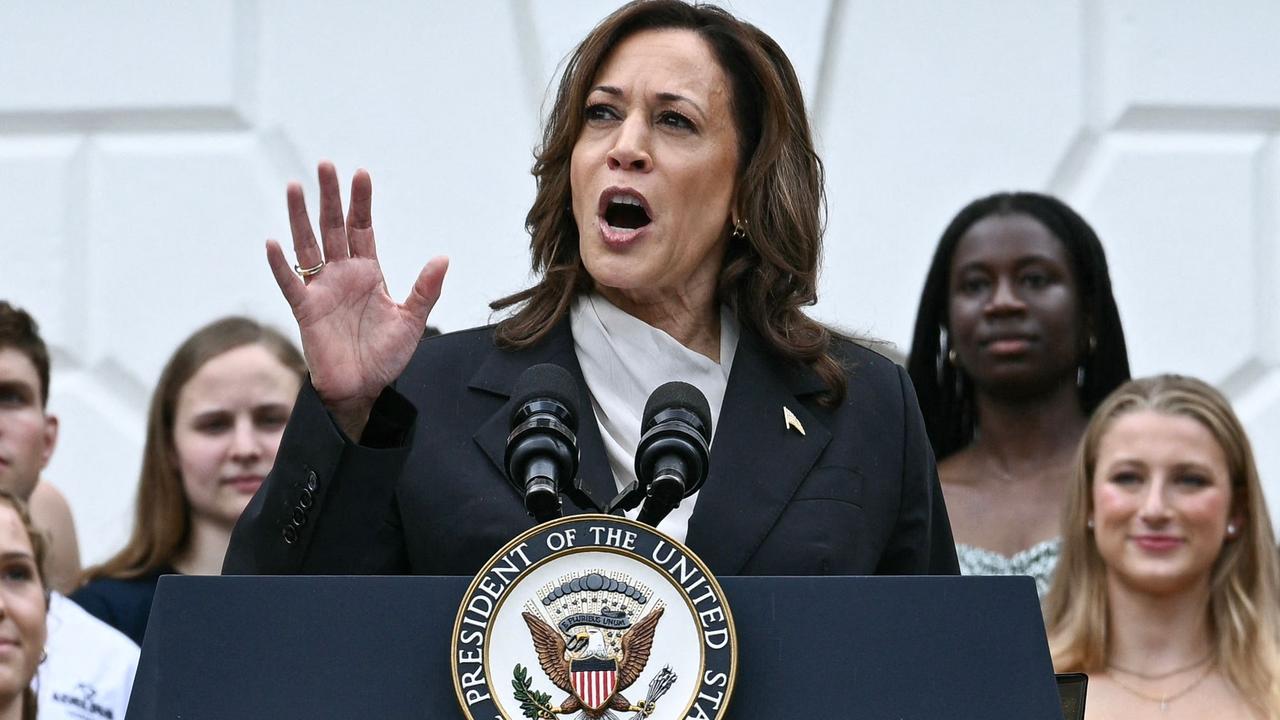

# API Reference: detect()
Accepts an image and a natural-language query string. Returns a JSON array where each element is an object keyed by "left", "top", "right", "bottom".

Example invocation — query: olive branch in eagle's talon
[{"left": 512, "top": 664, "right": 557, "bottom": 719}]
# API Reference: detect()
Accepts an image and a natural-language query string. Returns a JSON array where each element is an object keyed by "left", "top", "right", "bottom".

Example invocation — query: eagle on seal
[{"left": 521, "top": 606, "right": 665, "bottom": 718}]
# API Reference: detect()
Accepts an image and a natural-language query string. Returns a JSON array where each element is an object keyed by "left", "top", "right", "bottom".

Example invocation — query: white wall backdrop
[{"left": 2, "top": 0, "right": 1278, "bottom": 564}]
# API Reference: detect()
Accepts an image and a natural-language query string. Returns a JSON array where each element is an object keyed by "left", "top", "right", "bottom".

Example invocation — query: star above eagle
[{"left": 521, "top": 606, "right": 665, "bottom": 718}]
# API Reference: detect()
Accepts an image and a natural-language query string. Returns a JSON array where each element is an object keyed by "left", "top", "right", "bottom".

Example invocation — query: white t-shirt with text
[{"left": 37, "top": 592, "right": 139, "bottom": 720}]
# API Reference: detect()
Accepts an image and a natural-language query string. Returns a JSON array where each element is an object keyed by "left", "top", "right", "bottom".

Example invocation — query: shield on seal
[{"left": 570, "top": 657, "right": 618, "bottom": 711}]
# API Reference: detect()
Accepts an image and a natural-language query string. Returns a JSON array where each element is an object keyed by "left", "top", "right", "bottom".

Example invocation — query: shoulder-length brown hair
[
  {"left": 1044, "top": 375, "right": 1280, "bottom": 719},
  {"left": 490, "top": 0, "right": 845, "bottom": 403},
  {"left": 82, "top": 317, "right": 305, "bottom": 582}
]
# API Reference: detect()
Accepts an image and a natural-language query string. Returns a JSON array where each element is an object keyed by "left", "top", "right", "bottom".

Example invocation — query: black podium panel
[
  {"left": 128, "top": 575, "right": 1061, "bottom": 719},
  {"left": 728, "top": 576, "right": 1060, "bottom": 718}
]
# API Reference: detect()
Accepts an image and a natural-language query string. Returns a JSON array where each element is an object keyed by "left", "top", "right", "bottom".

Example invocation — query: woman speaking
[{"left": 224, "top": 0, "right": 957, "bottom": 577}]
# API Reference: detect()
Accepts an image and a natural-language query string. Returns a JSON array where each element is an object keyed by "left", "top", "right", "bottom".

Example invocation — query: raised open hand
[{"left": 266, "top": 161, "right": 448, "bottom": 438}]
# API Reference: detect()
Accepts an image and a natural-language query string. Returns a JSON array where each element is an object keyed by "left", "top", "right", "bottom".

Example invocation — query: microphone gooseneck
[
  {"left": 634, "top": 381, "right": 712, "bottom": 527},
  {"left": 504, "top": 364, "right": 581, "bottom": 523}
]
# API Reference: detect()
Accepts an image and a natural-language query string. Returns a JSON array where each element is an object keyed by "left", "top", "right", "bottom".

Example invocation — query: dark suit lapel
[
  {"left": 684, "top": 328, "right": 832, "bottom": 574},
  {"left": 468, "top": 318, "right": 617, "bottom": 512}
]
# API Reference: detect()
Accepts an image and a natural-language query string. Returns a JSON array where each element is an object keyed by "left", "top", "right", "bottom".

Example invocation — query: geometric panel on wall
[
  {"left": 88, "top": 134, "right": 273, "bottom": 388},
  {"left": 815, "top": 0, "right": 1082, "bottom": 346},
  {"left": 0, "top": 137, "right": 87, "bottom": 349},
  {"left": 0, "top": 1, "right": 244, "bottom": 118},
  {"left": 1097, "top": 0, "right": 1280, "bottom": 127},
  {"left": 1076, "top": 132, "right": 1267, "bottom": 383}
]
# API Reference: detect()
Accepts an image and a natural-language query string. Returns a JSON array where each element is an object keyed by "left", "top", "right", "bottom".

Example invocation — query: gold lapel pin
[{"left": 783, "top": 406, "right": 805, "bottom": 436}]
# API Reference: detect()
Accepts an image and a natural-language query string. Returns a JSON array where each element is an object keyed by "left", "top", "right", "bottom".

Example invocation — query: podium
[{"left": 127, "top": 575, "right": 1062, "bottom": 719}]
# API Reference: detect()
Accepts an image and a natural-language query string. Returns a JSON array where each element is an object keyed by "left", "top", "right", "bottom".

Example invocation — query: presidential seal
[{"left": 452, "top": 515, "right": 736, "bottom": 720}]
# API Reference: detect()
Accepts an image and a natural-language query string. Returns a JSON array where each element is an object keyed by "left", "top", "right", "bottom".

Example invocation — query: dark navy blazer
[
  {"left": 224, "top": 318, "right": 958, "bottom": 577},
  {"left": 70, "top": 566, "right": 175, "bottom": 646}
]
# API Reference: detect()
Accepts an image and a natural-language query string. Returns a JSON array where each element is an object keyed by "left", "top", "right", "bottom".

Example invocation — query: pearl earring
[
  {"left": 1227, "top": 523, "right": 1238, "bottom": 537},
  {"left": 1087, "top": 518, "right": 1094, "bottom": 529}
]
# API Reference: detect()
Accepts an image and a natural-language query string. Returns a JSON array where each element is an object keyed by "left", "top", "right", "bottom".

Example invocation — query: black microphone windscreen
[
  {"left": 642, "top": 381, "right": 712, "bottom": 439},
  {"left": 511, "top": 364, "right": 580, "bottom": 427}
]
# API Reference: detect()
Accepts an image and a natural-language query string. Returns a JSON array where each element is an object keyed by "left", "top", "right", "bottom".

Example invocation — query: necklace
[
  {"left": 1108, "top": 662, "right": 1214, "bottom": 712},
  {"left": 1108, "top": 652, "right": 1213, "bottom": 680}
]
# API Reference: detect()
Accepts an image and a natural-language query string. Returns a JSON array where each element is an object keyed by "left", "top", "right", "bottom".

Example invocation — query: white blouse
[{"left": 570, "top": 292, "right": 738, "bottom": 544}]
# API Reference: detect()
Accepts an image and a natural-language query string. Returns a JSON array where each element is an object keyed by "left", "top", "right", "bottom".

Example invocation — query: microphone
[
  {"left": 504, "top": 364, "right": 580, "bottom": 523},
  {"left": 634, "top": 381, "right": 712, "bottom": 527}
]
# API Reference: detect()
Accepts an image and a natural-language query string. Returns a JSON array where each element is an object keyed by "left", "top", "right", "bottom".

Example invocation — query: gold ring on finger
[{"left": 294, "top": 261, "right": 325, "bottom": 278}]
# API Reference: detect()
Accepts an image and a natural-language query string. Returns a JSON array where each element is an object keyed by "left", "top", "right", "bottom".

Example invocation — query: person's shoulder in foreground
[
  {"left": 40, "top": 592, "right": 140, "bottom": 720},
  {"left": 826, "top": 333, "right": 930, "bottom": 419},
  {"left": 70, "top": 565, "right": 173, "bottom": 646},
  {"left": 833, "top": 335, "right": 904, "bottom": 378}
]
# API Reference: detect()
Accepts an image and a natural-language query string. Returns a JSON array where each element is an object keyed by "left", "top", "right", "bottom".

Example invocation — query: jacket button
[
  {"left": 282, "top": 525, "right": 298, "bottom": 544},
  {"left": 291, "top": 508, "right": 308, "bottom": 527},
  {"left": 299, "top": 488, "right": 314, "bottom": 509},
  {"left": 305, "top": 470, "right": 319, "bottom": 492}
]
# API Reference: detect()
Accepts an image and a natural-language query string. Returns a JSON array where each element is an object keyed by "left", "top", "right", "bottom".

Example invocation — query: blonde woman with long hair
[{"left": 1044, "top": 375, "right": 1280, "bottom": 719}]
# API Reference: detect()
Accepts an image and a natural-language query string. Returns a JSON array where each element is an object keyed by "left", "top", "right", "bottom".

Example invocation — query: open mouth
[
  {"left": 598, "top": 188, "right": 653, "bottom": 233},
  {"left": 605, "top": 195, "right": 651, "bottom": 229}
]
